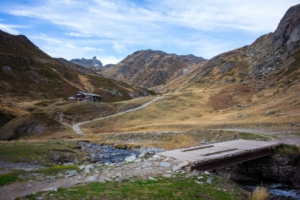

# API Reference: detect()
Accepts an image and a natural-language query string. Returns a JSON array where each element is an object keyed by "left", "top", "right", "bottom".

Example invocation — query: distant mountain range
[
  {"left": 100, "top": 50, "right": 206, "bottom": 88},
  {"left": 70, "top": 57, "right": 103, "bottom": 69}
]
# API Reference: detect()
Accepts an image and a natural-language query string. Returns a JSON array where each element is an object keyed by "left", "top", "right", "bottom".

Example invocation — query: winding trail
[{"left": 72, "top": 96, "right": 164, "bottom": 134}]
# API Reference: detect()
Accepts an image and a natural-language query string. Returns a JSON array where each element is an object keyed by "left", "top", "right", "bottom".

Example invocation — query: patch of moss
[{"left": 276, "top": 144, "right": 300, "bottom": 156}]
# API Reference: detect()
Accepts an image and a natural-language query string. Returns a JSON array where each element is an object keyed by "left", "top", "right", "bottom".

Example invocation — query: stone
[
  {"left": 172, "top": 165, "right": 182, "bottom": 172},
  {"left": 192, "top": 170, "right": 199, "bottom": 176},
  {"left": 206, "top": 177, "right": 212, "bottom": 184},
  {"left": 105, "top": 178, "right": 113, "bottom": 182},
  {"left": 66, "top": 170, "right": 78, "bottom": 178},
  {"left": 134, "top": 158, "right": 142, "bottom": 163},
  {"left": 178, "top": 160, "right": 189, "bottom": 168},
  {"left": 204, "top": 171, "right": 210, "bottom": 175},
  {"left": 116, "top": 173, "right": 122, "bottom": 177},
  {"left": 195, "top": 180, "right": 203, "bottom": 185},
  {"left": 42, "top": 187, "right": 57, "bottom": 191},
  {"left": 200, "top": 139, "right": 206, "bottom": 145},
  {"left": 63, "top": 162, "right": 74, "bottom": 166},
  {"left": 85, "top": 164, "right": 95, "bottom": 170},
  {"left": 125, "top": 155, "right": 136, "bottom": 162},
  {"left": 264, "top": 110, "right": 276, "bottom": 115},
  {"left": 197, "top": 176, "right": 204, "bottom": 179},
  {"left": 86, "top": 175, "right": 98, "bottom": 182},
  {"left": 163, "top": 174, "right": 172, "bottom": 178},
  {"left": 148, "top": 176, "right": 157, "bottom": 181},
  {"left": 160, "top": 162, "right": 171, "bottom": 168},
  {"left": 78, "top": 165, "right": 85, "bottom": 170},
  {"left": 84, "top": 168, "right": 91, "bottom": 174}
]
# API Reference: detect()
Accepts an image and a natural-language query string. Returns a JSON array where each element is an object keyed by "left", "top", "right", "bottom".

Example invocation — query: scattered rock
[
  {"left": 172, "top": 165, "right": 182, "bottom": 172},
  {"left": 195, "top": 180, "right": 203, "bottom": 185},
  {"left": 204, "top": 171, "right": 210, "bottom": 175},
  {"left": 160, "top": 162, "right": 171, "bottom": 168},
  {"left": 148, "top": 176, "right": 157, "bottom": 181},
  {"left": 125, "top": 155, "right": 136, "bottom": 162},
  {"left": 163, "top": 174, "right": 172, "bottom": 178},
  {"left": 264, "top": 110, "right": 276, "bottom": 115},
  {"left": 66, "top": 170, "right": 78, "bottom": 178},
  {"left": 200, "top": 139, "right": 206, "bottom": 145},
  {"left": 206, "top": 177, "right": 212, "bottom": 184}
]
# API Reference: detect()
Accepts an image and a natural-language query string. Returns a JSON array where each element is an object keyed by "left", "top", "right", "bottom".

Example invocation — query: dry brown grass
[{"left": 249, "top": 186, "right": 269, "bottom": 200}]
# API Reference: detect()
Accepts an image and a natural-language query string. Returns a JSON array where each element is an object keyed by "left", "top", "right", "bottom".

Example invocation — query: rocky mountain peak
[
  {"left": 70, "top": 57, "right": 103, "bottom": 68},
  {"left": 273, "top": 3, "right": 300, "bottom": 54}
]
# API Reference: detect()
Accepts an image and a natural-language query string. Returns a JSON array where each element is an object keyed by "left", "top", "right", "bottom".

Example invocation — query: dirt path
[
  {"left": 72, "top": 96, "right": 164, "bottom": 134},
  {"left": 218, "top": 128, "right": 300, "bottom": 146}
]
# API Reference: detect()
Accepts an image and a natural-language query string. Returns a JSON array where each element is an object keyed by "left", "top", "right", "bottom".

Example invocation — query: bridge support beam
[{"left": 193, "top": 149, "right": 274, "bottom": 171}]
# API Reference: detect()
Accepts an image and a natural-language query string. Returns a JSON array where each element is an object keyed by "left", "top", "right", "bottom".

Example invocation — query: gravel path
[{"left": 72, "top": 96, "right": 164, "bottom": 134}]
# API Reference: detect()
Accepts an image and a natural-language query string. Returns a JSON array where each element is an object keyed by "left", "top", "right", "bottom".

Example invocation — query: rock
[
  {"left": 85, "top": 164, "right": 95, "bottom": 170},
  {"left": 163, "top": 174, "right": 172, "bottom": 178},
  {"left": 84, "top": 168, "right": 91, "bottom": 174},
  {"left": 172, "top": 165, "right": 182, "bottom": 172},
  {"left": 42, "top": 187, "right": 57, "bottom": 191},
  {"left": 160, "top": 162, "right": 171, "bottom": 168},
  {"left": 119, "top": 178, "right": 129, "bottom": 183},
  {"left": 66, "top": 170, "right": 78, "bottom": 178},
  {"left": 192, "top": 170, "right": 199, "bottom": 176},
  {"left": 148, "top": 176, "right": 157, "bottom": 181},
  {"left": 264, "top": 110, "right": 276, "bottom": 115},
  {"left": 195, "top": 180, "right": 203, "bottom": 185},
  {"left": 36, "top": 196, "right": 44, "bottom": 200},
  {"left": 153, "top": 155, "right": 162, "bottom": 159},
  {"left": 46, "top": 176, "right": 56, "bottom": 180},
  {"left": 99, "top": 179, "right": 106, "bottom": 183},
  {"left": 206, "top": 177, "right": 212, "bottom": 184},
  {"left": 78, "top": 165, "right": 85, "bottom": 170},
  {"left": 27, "top": 183, "right": 33, "bottom": 188},
  {"left": 125, "top": 155, "right": 136, "bottom": 162},
  {"left": 134, "top": 158, "right": 142, "bottom": 163},
  {"left": 200, "top": 139, "right": 206, "bottom": 145},
  {"left": 198, "top": 176, "right": 204, "bottom": 179},
  {"left": 204, "top": 171, "right": 210, "bottom": 175},
  {"left": 116, "top": 173, "right": 122, "bottom": 177},
  {"left": 178, "top": 160, "right": 189, "bottom": 168},
  {"left": 63, "top": 162, "right": 74, "bottom": 166},
  {"left": 86, "top": 175, "right": 98, "bottom": 182},
  {"left": 105, "top": 178, "right": 113, "bottom": 182}
]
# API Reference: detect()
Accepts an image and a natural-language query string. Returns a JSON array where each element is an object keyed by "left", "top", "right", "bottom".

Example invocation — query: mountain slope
[
  {"left": 100, "top": 50, "right": 206, "bottom": 89},
  {"left": 0, "top": 31, "right": 153, "bottom": 139}
]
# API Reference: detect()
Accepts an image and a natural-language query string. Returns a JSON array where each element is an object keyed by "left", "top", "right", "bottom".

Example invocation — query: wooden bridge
[{"left": 157, "top": 139, "right": 282, "bottom": 170}]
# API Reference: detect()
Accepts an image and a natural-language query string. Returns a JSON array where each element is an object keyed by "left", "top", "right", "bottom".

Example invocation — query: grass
[
  {"left": 0, "top": 140, "right": 82, "bottom": 166},
  {"left": 0, "top": 170, "right": 22, "bottom": 186},
  {"left": 18, "top": 175, "right": 248, "bottom": 200},
  {"left": 276, "top": 144, "right": 300, "bottom": 156},
  {"left": 0, "top": 165, "right": 79, "bottom": 187}
]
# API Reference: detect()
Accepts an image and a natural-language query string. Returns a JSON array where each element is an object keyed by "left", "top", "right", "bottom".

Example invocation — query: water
[
  {"left": 78, "top": 141, "right": 164, "bottom": 163},
  {"left": 242, "top": 183, "right": 300, "bottom": 200}
]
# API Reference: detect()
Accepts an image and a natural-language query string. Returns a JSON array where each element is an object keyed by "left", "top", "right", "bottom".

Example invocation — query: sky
[{"left": 0, "top": 0, "right": 299, "bottom": 65}]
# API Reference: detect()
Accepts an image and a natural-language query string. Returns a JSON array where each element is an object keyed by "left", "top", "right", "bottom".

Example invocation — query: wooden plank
[
  {"left": 180, "top": 145, "right": 214, "bottom": 152},
  {"left": 201, "top": 148, "right": 237, "bottom": 156}
]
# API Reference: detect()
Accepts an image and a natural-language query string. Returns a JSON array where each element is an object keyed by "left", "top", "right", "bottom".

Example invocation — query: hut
[{"left": 68, "top": 91, "right": 101, "bottom": 103}]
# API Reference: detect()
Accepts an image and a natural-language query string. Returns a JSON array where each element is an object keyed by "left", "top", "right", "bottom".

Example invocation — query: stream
[{"left": 241, "top": 182, "right": 300, "bottom": 199}]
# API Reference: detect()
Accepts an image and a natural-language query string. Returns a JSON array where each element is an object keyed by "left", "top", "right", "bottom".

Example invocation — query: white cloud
[
  {"left": 112, "top": 41, "right": 125, "bottom": 53},
  {"left": 0, "top": 23, "right": 28, "bottom": 35},
  {"left": 1, "top": 0, "right": 299, "bottom": 60},
  {"left": 100, "top": 56, "right": 123, "bottom": 65},
  {"left": 64, "top": 32, "right": 91, "bottom": 38}
]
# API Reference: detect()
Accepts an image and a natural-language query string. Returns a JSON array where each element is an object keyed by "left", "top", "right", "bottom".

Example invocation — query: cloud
[
  {"left": 0, "top": 23, "right": 28, "bottom": 35},
  {"left": 64, "top": 32, "right": 91, "bottom": 38},
  {"left": 113, "top": 41, "right": 125, "bottom": 53},
  {"left": 1, "top": 0, "right": 299, "bottom": 60}
]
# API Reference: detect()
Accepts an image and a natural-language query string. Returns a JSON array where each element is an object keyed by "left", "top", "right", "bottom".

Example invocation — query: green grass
[
  {"left": 0, "top": 170, "right": 22, "bottom": 186},
  {"left": 0, "top": 140, "right": 81, "bottom": 166},
  {"left": 276, "top": 144, "right": 300, "bottom": 156},
  {"left": 237, "top": 132, "right": 270, "bottom": 141},
  {"left": 32, "top": 165, "right": 79, "bottom": 175},
  {"left": 19, "top": 175, "right": 248, "bottom": 200}
]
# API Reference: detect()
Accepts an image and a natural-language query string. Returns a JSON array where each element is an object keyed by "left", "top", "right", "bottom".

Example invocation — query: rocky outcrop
[
  {"left": 70, "top": 56, "right": 103, "bottom": 69},
  {"left": 56, "top": 58, "right": 96, "bottom": 74},
  {"left": 100, "top": 50, "right": 206, "bottom": 88}
]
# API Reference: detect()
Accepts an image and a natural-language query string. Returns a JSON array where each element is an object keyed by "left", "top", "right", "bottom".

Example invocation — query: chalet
[{"left": 68, "top": 91, "right": 101, "bottom": 103}]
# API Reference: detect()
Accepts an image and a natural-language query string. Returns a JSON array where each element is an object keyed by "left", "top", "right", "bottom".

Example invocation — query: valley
[{"left": 0, "top": 3, "right": 300, "bottom": 200}]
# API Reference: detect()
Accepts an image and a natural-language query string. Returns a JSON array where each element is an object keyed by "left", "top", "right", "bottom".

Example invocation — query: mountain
[
  {"left": 0, "top": 30, "right": 154, "bottom": 139},
  {"left": 100, "top": 50, "right": 206, "bottom": 89},
  {"left": 70, "top": 56, "right": 103, "bottom": 69}
]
